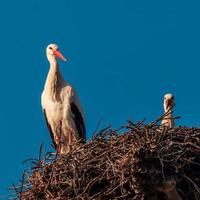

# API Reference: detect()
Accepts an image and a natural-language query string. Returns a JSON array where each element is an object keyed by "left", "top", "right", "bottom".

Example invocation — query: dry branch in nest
[{"left": 13, "top": 119, "right": 200, "bottom": 200}]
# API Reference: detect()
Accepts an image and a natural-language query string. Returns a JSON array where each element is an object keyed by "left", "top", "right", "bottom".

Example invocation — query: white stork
[
  {"left": 161, "top": 93, "right": 175, "bottom": 129},
  {"left": 41, "top": 44, "right": 86, "bottom": 154}
]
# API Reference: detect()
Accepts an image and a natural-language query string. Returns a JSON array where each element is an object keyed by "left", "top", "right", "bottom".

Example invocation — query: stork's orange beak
[{"left": 54, "top": 50, "right": 67, "bottom": 62}]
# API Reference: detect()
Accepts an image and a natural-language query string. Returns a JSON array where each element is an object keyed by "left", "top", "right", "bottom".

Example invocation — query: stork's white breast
[{"left": 42, "top": 90, "right": 71, "bottom": 123}]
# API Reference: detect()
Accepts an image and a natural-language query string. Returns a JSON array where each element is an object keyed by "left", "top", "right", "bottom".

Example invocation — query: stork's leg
[
  {"left": 59, "top": 129, "right": 72, "bottom": 154},
  {"left": 68, "top": 130, "right": 72, "bottom": 146},
  {"left": 53, "top": 135, "right": 60, "bottom": 153},
  {"left": 52, "top": 121, "right": 63, "bottom": 154},
  {"left": 63, "top": 129, "right": 73, "bottom": 152}
]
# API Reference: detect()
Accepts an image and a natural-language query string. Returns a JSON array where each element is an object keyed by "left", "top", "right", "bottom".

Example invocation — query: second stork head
[
  {"left": 46, "top": 44, "right": 67, "bottom": 62},
  {"left": 161, "top": 93, "right": 175, "bottom": 129},
  {"left": 164, "top": 93, "right": 175, "bottom": 112}
]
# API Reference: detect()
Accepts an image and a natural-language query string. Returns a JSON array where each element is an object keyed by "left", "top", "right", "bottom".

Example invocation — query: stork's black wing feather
[
  {"left": 43, "top": 109, "right": 57, "bottom": 149},
  {"left": 70, "top": 103, "right": 86, "bottom": 142}
]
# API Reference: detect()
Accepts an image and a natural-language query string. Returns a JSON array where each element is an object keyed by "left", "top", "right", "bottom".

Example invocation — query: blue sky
[{"left": 1, "top": 0, "right": 200, "bottom": 197}]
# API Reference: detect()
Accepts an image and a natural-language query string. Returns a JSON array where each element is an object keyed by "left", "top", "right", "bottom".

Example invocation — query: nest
[{"left": 13, "top": 120, "right": 200, "bottom": 200}]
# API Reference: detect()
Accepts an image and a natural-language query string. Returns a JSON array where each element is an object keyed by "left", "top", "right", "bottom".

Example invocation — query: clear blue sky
[{"left": 1, "top": 0, "right": 200, "bottom": 197}]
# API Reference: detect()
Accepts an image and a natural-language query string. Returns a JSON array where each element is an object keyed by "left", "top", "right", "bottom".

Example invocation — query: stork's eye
[{"left": 49, "top": 47, "right": 53, "bottom": 50}]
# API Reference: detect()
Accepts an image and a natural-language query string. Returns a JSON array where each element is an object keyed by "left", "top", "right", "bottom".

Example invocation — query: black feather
[{"left": 70, "top": 103, "right": 86, "bottom": 142}]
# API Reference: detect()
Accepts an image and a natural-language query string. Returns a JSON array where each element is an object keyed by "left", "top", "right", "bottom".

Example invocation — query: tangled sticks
[{"left": 16, "top": 121, "right": 200, "bottom": 200}]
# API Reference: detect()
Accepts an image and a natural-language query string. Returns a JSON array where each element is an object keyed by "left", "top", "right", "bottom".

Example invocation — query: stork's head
[
  {"left": 46, "top": 44, "right": 67, "bottom": 62},
  {"left": 164, "top": 93, "right": 175, "bottom": 112}
]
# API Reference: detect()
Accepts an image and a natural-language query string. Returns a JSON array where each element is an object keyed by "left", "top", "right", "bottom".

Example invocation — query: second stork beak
[
  {"left": 54, "top": 50, "right": 67, "bottom": 62},
  {"left": 166, "top": 99, "right": 172, "bottom": 110}
]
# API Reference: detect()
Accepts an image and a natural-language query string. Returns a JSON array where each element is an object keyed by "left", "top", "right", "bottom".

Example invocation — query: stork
[
  {"left": 161, "top": 93, "right": 175, "bottom": 129},
  {"left": 41, "top": 44, "right": 86, "bottom": 154}
]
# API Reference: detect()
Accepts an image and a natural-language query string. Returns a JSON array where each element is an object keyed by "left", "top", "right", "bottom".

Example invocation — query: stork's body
[
  {"left": 161, "top": 93, "right": 175, "bottom": 129},
  {"left": 41, "top": 44, "right": 85, "bottom": 154}
]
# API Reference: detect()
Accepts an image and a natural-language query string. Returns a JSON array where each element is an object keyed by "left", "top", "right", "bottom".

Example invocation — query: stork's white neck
[
  {"left": 164, "top": 106, "right": 173, "bottom": 114},
  {"left": 44, "top": 55, "right": 64, "bottom": 100},
  {"left": 162, "top": 104, "right": 174, "bottom": 128}
]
